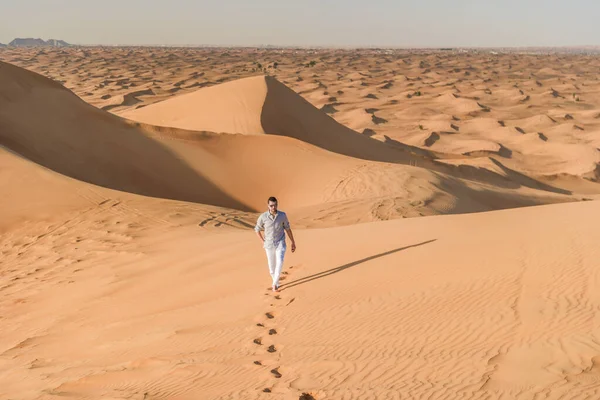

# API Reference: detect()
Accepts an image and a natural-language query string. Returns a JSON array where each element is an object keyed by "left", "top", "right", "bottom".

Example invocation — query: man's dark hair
[{"left": 268, "top": 196, "right": 278, "bottom": 204}]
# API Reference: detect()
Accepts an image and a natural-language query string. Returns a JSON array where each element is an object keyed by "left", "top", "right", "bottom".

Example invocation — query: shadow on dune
[
  {"left": 0, "top": 61, "right": 250, "bottom": 211},
  {"left": 280, "top": 239, "right": 437, "bottom": 290},
  {"left": 487, "top": 158, "right": 572, "bottom": 195},
  {"left": 383, "top": 134, "right": 571, "bottom": 196},
  {"left": 435, "top": 159, "right": 572, "bottom": 195},
  {"left": 261, "top": 76, "right": 426, "bottom": 165},
  {"left": 431, "top": 172, "right": 572, "bottom": 214}
]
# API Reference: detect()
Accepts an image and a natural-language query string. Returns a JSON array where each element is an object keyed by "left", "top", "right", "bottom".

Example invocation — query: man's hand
[
  {"left": 256, "top": 230, "right": 265, "bottom": 244},
  {"left": 285, "top": 228, "right": 296, "bottom": 253}
]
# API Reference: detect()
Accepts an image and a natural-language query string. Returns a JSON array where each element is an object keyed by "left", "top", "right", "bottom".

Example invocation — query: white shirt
[{"left": 254, "top": 210, "right": 291, "bottom": 248}]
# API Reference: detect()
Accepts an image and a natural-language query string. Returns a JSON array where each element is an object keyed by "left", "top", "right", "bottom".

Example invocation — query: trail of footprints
[{"left": 251, "top": 265, "right": 316, "bottom": 399}]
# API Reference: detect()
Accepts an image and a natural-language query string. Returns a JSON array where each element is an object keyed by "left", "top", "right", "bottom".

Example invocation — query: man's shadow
[{"left": 280, "top": 239, "right": 437, "bottom": 291}]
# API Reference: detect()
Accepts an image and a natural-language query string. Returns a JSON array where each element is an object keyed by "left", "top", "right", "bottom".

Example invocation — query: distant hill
[
  {"left": 0, "top": 43, "right": 6, "bottom": 48},
  {"left": 8, "top": 38, "right": 71, "bottom": 47},
  {"left": 45, "top": 39, "right": 70, "bottom": 47},
  {"left": 9, "top": 38, "right": 46, "bottom": 46}
]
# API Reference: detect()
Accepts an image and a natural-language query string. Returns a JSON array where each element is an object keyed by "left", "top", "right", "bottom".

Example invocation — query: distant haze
[{"left": 1, "top": 0, "right": 599, "bottom": 47}]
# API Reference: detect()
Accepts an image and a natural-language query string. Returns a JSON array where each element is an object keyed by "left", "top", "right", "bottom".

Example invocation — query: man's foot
[{"left": 272, "top": 284, "right": 280, "bottom": 292}]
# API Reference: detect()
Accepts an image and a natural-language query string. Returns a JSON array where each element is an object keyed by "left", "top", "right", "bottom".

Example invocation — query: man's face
[{"left": 268, "top": 202, "right": 278, "bottom": 213}]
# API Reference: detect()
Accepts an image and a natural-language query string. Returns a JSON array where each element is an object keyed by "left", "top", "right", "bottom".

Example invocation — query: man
[{"left": 255, "top": 196, "right": 296, "bottom": 292}]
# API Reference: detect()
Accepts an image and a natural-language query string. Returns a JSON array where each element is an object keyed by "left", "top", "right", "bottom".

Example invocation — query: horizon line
[{"left": 2, "top": 41, "right": 600, "bottom": 51}]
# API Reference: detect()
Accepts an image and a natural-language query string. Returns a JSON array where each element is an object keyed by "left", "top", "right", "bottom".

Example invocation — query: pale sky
[{"left": 1, "top": 0, "right": 598, "bottom": 47}]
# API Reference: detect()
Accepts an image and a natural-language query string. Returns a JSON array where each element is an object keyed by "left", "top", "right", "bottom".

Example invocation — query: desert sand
[{"left": 1, "top": 47, "right": 600, "bottom": 399}]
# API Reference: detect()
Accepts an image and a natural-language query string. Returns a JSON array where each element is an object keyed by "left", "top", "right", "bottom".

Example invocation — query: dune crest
[{"left": 123, "top": 75, "right": 426, "bottom": 165}]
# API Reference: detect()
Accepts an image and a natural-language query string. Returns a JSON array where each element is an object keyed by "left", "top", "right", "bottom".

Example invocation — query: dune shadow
[
  {"left": 281, "top": 239, "right": 437, "bottom": 290},
  {"left": 383, "top": 134, "right": 440, "bottom": 158},
  {"left": 488, "top": 158, "right": 571, "bottom": 195},
  {"left": 261, "top": 76, "right": 422, "bottom": 165},
  {"left": 0, "top": 61, "right": 251, "bottom": 211}
]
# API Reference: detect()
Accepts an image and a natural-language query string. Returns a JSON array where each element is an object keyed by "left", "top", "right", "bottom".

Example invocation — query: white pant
[{"left": 265, "top": 240, "right": 286, "bottom": 287}]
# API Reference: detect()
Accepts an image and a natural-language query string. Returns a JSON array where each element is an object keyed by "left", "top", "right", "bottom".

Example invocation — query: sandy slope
[{"left": 2, "top": 198, "right": 600, "bottom": 399}]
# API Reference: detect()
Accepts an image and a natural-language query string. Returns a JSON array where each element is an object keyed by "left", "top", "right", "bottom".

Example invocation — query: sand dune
[
  {"left": 6, "top": 46, "right": 597, "bottom": 191},
  {"left": 0, "top": 61, "right": 253, "bottom": 210},
  {"left": 0, "top": 61, "right": 579, "bottom": 225},
  {"left": 122, "top": 71, "right": 589, "bottom": 198},
  {"left": 434, "top": 92, "right": 484, "bottom": 114},
  {"left": 2, "top": 47, "right": 600, "bottom": 399},
  {"left": 124, "top": 76, "right": 268, "bottom": 134},
  {"left": 100, "top": 88, "right": 155, "bottom": 111},
  {"left": 123, "top": 75, "right": 427, "bottom": 165}
]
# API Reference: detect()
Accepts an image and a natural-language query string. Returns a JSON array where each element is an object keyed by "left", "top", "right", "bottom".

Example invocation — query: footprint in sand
[
  {"left": 271, "top": 367, "right": 282, "bottom": 378},
  {"left": 253, "top": 338, "right": 262, "bottom": 345},
  {"left": 265, "top": 312, "right": 274, "bottom": 319},
  {"left": 267, "top": 345, "right": 277, "bottom": 353},
  {"left": 269, "top": 328, "right": 277, "bottom": 335},
  {"left": 198, "top": 217, "right": 215, "bottom": 227}
]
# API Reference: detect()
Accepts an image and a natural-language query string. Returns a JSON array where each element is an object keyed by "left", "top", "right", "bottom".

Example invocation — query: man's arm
[
  {"left": 285, "top": 228, "right": 296, "bottom": 252},
  {"left": 254, "top": 214, "right": 265, "bottom": 244},
  {"left": 256, "top": 230, "right": 265, "bottom": 243},
  {"left": 283, "top": 214, "right": 296, "bottom": 252}
]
